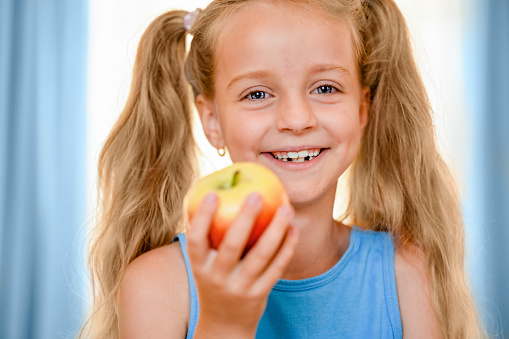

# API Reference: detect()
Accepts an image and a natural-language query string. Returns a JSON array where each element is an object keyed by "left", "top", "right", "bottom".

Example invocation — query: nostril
[{"left": 276, "top": 102, "right": 317, "bottom": 132}]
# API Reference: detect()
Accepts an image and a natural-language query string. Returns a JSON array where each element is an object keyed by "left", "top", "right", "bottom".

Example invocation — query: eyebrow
[
  {"left": 227, "top": 70, "right": 271, "bottom": 90},
  {"left": 308, "top": 63, "right": 352, "bottom": 78},
  {"left": 226, "top": 63, "right": 352, "bottom": 90}
]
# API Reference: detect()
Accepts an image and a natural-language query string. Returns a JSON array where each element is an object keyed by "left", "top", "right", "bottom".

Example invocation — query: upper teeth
[{"left": 272, "top": 149, "right": 321, "bottom": 162}]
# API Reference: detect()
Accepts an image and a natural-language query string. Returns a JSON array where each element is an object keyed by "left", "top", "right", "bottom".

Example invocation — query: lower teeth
[{"left": 282, "top": 156, "right": 313, "bottom": 162}]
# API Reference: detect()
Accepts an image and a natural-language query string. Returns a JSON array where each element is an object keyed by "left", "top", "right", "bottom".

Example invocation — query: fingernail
[
  {"left": 280, "top": 205, "right": 294, "bottom": 217},
  {"left": 204, "top": 193, "right": 217, "bottom": 205},
  {"left": 290, "top": 226, "right": 300, "bottom": 237},
  {"left": 247, "top": 193, "right": 261, "bottom": 205}
]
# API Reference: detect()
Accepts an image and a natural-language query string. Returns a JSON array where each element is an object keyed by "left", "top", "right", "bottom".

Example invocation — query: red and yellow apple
[{"left": 185, "top": 162, "right": 289, "bottom": 254}]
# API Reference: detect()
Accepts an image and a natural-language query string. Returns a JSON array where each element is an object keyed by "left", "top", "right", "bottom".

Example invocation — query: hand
[{"left": 186, "top": 192, "right": 299, "bottom": 338}]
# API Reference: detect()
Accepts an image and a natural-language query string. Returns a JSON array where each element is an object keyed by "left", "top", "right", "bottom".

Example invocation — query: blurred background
[{"left": 0, "top": 0, "right": 507, "bottom": 338}]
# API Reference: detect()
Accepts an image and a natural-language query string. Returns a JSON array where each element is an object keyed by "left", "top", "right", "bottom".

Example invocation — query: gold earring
[{"left": 217, "top": 147, "right": 226, "bottom": 157}]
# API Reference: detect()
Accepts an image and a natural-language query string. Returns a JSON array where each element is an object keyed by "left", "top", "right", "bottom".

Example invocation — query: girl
[{"left": 82, "top": 0, "right": 485, "bottom": 338}]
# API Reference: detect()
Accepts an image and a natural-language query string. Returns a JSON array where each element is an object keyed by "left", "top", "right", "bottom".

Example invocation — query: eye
[
  {"left": 312, "top": 85, "right": 338, "bottom": 94},
  {"left": 244, "top": 90, "right": 271, "bottom": 101}
]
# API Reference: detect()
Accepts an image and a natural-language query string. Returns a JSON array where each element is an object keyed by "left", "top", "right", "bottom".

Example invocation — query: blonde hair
[
  {"left": 82, "top": 1, "right": 485, "bottom": 338},
  {"left": 80, "top": 10, "right": 197, "bottom": 338}
]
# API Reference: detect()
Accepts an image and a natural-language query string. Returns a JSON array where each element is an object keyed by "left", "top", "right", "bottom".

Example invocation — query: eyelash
[
  {"left": 244, "top": 90, "right": 270, "bottom": 101},
  {"left": 242, "top": 84, "right": 342, "bottom": 101},
  {"left": 312, "top": 84, "right": 340, "bottom": 95}
]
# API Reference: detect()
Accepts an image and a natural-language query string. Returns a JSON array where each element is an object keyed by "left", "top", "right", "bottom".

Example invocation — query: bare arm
[
  {"left": 395, "top": 245, "right": 444, "bottom": 339},
  {"left": 118, "top": 243, "right": 190, "bottom": 339}
]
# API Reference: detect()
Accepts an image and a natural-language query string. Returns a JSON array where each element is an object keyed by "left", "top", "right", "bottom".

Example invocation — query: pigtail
[
  {"left": 82, "top": 10, "right": 197, "bottom": 338},
  {"left": 347, "top": 0, "right": 484, "bottom": 337}
]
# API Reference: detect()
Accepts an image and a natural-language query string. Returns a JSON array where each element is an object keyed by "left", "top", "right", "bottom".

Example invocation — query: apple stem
[{"left": 231, "top": 170, "right": 240, "bottom": 188}]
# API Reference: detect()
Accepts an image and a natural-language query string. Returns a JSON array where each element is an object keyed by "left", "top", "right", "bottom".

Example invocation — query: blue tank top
[{"left": 175, "top": 226, "right": 402, "bottom": 339}]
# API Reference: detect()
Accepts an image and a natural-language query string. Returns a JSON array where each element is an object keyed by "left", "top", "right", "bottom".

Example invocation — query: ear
[
  {"left": 196, "top": 94, "right": 225, "bottom": 149},
  {"left": 359, "top": 86, "right": 370, "bottom": 129}
]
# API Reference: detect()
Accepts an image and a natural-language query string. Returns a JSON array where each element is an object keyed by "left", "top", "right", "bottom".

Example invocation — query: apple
[{"left": 185, "top": 162, "right": 289, "bottom": 254}]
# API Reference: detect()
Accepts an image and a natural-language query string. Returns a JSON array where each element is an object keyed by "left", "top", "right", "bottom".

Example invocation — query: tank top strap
[
  {"left": 174, "top": 233, "right": 199, "bottom": 339},
  {"left": 379, "top": 229, "right": 403, "bottom": 338}
]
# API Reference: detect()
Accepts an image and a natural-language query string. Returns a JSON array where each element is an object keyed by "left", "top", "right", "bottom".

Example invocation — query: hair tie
[{"left": 184, "top": 8, "right": 202, "bottom": 32}]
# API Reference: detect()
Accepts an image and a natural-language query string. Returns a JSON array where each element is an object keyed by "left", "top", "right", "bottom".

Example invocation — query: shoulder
[
  {"left": 394, "top": 243, "right": 443, "bottom": 338},
  {"left": 118, "top": 240, "right": 190, "bottom": 338}
]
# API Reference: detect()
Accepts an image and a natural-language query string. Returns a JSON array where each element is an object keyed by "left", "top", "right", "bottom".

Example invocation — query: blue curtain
[
  {"left": 464, "top": 0, "right": 509, "bottom": 337},
  {"left": 0, "top": 0, "right": 88, "bottom": 338}
]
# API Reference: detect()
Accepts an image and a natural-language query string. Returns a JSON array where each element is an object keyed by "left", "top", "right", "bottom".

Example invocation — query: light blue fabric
[
  {"left": 177, "top": 227, "right": 402, "bottom": 338},
  {"left": 176, "top": 233, "right": 200, "bottom": 339},
  {"left": 0, "top": 0, "right": 88, "bottom": 338},
  {"left": 463, "top": 0, "right": 509, "bottom": 336}
]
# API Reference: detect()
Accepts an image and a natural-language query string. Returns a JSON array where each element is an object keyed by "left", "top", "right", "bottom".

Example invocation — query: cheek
[
  {"left": 325, "top": 110, "right": 365, "bottom": 162},
  {"left": 325, "top": 107, "right": 364, "bottom": 140},
  {"left": 220, "top": 115, "right": 265, "bottom": 160}
]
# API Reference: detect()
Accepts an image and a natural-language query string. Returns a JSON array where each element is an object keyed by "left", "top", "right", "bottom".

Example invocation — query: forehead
[{"left": 213, "top": 1, "right": 359, "bottom": 85}]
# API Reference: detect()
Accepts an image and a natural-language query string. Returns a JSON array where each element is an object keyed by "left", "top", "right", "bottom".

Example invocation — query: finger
[
  {"left": 252, "top": 226, "right": 300, "bottom": 294},
  {"left": 240, "top": 204, "right": 294, "bottom": 280},
  {"left": 213, "top": 192, "right": 263, "bottom": 273},
  {"left": 186, "top": 193, "right": 218, "bottom": 266}
]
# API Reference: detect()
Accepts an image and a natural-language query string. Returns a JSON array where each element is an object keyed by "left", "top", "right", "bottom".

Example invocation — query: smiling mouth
[{"left": 268, "top": 148, "right": 325, "bottom": 163}]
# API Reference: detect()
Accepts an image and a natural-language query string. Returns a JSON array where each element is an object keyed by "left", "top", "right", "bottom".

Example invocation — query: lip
[{"left": 261, "top": 148, "right": 328, "bottom": 170}]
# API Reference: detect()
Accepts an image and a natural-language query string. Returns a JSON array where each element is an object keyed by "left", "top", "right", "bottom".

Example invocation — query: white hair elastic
[{"left": 184, "top": 8, "right": 202, "bottom": 32}]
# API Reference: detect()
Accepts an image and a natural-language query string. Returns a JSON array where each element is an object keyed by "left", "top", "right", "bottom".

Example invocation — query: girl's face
[{"left": 197, "top": 2, "right": 369, "bottom": 206}]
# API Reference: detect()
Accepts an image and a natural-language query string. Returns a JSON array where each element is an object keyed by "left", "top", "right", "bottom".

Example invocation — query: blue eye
[
  {"left": 245, "top": 90, "right": 269, "bottom": 100},
  {"left": 313, "top": 85, "right": 336, "bottom": 94}
]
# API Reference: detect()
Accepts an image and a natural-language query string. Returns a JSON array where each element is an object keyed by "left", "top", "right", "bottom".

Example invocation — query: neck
[{"left": 281, "top": 187, "right": 352, "bottom": 280}]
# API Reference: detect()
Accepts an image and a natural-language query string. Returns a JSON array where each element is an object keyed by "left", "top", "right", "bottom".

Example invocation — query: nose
[{"left": 275, "top": 95, "right": 318, "bottom": 133}]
